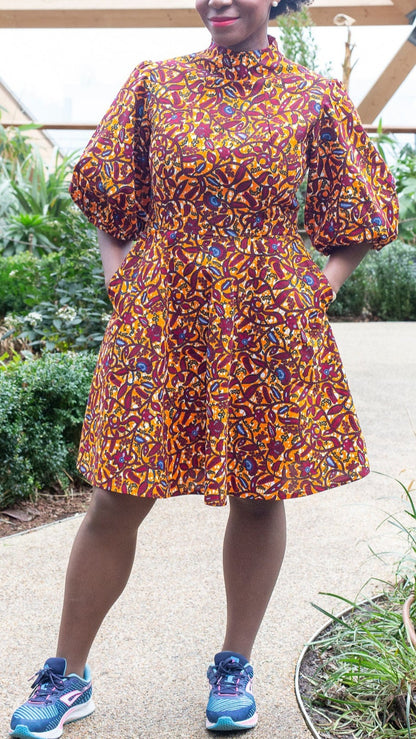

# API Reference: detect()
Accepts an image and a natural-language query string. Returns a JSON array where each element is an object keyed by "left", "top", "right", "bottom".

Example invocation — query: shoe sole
[
  {"left": 10, "top": 698, "right": 95, "bottom": 739},
  {"left": 206, "top": 712, "right": 258, "bottom": 731}
]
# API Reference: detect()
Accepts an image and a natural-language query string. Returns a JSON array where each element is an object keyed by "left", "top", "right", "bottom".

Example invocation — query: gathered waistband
[{"left": 148, "top": 201, "right": 298, "bottom": 243}]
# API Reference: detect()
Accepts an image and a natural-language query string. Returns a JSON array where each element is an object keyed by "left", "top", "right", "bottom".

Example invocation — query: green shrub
[
  {"left": 0, "top": 352, "right": 96, "bottom": 506},
  {"left": 0, "top": 119, "right": 34, "bottom": 177},
  {"left": 305, "top": 481, "right": 416, "bottom": 738},
  {"left": 0, "top": 251, "right": 59, "bottom": 316},
  {"left": 2, "top": 239, "right": 111, "bottom": 352},
  {"left": 328, "top": 259, "right": 368, "bottom": 319},
  {"left": 312, "top": 248, "right": 369, "bottom": 319},
  {"left": 14, "top": 244, "right": 111, "bottom": 352},
  {"left": 0, "top": 147, "right": 86, "bottom": 257},
  {"left": 311, "top": 240, "right": 416, "bottom": 321},
  {"left": 0, "top": 116, "right": 101, "bottom": 258},
  {"left": 393, "top": 143, "right": 416, "bottom": 246},
  {"left": 366, "top": 241, "right": 416, "bottom": 320},
  {"left": 276, "top": 7, "right": 332, "bottom": 76}
]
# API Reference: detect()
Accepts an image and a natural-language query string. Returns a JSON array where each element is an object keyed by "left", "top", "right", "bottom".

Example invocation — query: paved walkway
[{"left": 1, "top": 323, "right": 415, "bottom": 739}]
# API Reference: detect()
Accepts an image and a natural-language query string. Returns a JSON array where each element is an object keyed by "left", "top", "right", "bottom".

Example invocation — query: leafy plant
[
  {"left": 0, "top": 352, "right": 97, "bottom": 506},
  {"left": 0, "top": 238, "right": 111, "bottom": 352},
  {"left": 306, "top": 586, "right": 416, "bottom": 738},
  {"left": 0, "top": 115, "right": 96, "bottom": 258},
  {"left": 370, "top": 130, "right": 416, "bottom": 246},
  {"left": 0, "top": 251, "right": 58, "bottom": 316},
  {"left": 0, "top": 116, "right": 35, "bottom": 177},
  {"left": 0, "top": 149, "right": 81, "bottom": 256},
  {"left": 302, "top": 481, "right": 416, "bottom": 738},
  {"left": 370, "top": 120, "right": 398, "bottom": 164},
  {"left": 0, "top": 348, "right": 26, "bottom": 371},
  {"left": 276, "top": 7, "right": 332, "bottom": 76},
  {"left": 394, "top": 145, "right": 416, "bottom": 246},
  {"left": 3, "top": 212, "right": 58, "bottom": 255},
  {"left": 0, "top": 319, "right": 33, "bottom": 366},
  {"left": 15, "top": 296, "right": 110, "bottom": 352},
  {"left": 310, "top": 241, "right": 416, "bottom": 321},
  {"left": 327, "top": 257, "right": 368, "bottom": 318},
  {"left": 14, "top": 244, "right": 111, "bottom": 352},
  {"left": 365, "top": 241, "right": 416, "bottom": 321}
]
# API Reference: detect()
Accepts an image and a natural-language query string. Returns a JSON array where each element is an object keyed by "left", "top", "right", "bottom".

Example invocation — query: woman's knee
[
  {"left": 229, "top": 495, "right": 285, "bottom": 520},
  {"left": 85, "top": 487, "right": 156, "bottom": 533}
]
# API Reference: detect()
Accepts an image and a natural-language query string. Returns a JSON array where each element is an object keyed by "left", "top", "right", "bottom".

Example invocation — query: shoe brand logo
[{"left": 60, "top": 687, "right": 89, "bottom": 707}]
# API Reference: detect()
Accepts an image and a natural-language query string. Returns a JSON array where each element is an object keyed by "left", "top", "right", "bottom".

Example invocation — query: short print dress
[{"left": 70, "top": 36, "right": 398, "bottom": 507}]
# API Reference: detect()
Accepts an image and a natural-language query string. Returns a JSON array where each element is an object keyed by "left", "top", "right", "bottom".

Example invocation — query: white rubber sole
[
  {"left": 10, "top": 698, "right": 95, "bottom": 739},
  {"left": 206, "top": 712, "right": 258, "bottom": 731}
]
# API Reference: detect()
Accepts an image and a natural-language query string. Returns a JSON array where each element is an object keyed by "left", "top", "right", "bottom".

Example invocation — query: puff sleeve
[
  {"left": 304, "top": 79, "right": 399, "bottom": 255},
  {"left": 69, "top": 61, "right": 153, "bottom": 240}
]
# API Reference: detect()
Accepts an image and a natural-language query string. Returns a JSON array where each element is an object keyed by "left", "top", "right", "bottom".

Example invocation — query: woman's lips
[{"left": 210, "top": 17, "right": 238, "bottom": 27}]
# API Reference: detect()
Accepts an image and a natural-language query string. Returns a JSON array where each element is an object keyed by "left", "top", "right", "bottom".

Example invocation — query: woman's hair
[{"left": 270, "top": 0, "right": 311, "bottom": 18}]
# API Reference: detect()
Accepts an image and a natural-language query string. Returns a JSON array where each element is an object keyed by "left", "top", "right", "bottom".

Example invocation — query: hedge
[
  {"left": 0, "top": 251, "right": 59, "bottom": 316},
  {"left": 0, "top": 352, "right": 96, "bottom": 507},
  {"left": 312, "top": 240, "right": 416, "bottom": 321}
]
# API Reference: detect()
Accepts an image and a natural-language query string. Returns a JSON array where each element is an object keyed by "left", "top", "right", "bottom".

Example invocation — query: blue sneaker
[
  {"left": 10, "top": 658, "right": 95, "bottom": 738},
  {"left": 206, "top": 651, "right": 258, "bottom": 731}
]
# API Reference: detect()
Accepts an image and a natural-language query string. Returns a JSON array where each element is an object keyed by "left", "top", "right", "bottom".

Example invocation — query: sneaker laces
[
  {"left": 212, "top": 658, "right": 248, "bottom": 695},
  {"left": 29, "top": 666, "right": 65, "bottom": 703}
]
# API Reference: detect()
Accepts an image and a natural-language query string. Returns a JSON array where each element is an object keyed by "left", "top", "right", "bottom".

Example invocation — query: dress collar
[{"left": 204, "top": 34, "right": 282, "bottom": 74}]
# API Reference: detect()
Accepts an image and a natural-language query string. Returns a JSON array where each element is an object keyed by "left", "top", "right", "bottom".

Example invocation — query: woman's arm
[
  {"left": 322, "top": 242, "right": 372, "bottom": 296},
  {"left": 97, "top": 228, "right": 134, "bottom": 288}
]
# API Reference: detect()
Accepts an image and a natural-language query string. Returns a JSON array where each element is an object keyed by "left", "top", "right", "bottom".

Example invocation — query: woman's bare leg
[
  {"left": 56, "top": 488, "right": 155, "bottom": 676},
  {"left": 221, "top": 497, "right": 286, "bottom": 660}
]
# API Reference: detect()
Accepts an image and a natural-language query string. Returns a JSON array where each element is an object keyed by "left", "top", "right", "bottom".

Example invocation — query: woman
[{"left": 10, "top": 0, "right": 398, "bottom": 736}]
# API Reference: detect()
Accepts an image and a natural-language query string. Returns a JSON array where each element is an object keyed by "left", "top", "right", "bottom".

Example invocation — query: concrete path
[{"left": 1, "top": 323, "right": 415, "bottom": 739}]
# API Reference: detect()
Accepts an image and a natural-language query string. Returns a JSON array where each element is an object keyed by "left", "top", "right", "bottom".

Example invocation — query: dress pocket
[
  {"left": 106, "top": 244, "right": 142, "bottom": 314},
  {"left": 287, "top": 325, "right": 331, "bottom": 384},
  {"left": 299, "top": 255, "right": 336, "bottom": 313},
  {"left": 316, "top": 270, "right": 336, "bottom": 310},
  {"left": 106, "top": 251, "right": 132, "bottom": 299}
]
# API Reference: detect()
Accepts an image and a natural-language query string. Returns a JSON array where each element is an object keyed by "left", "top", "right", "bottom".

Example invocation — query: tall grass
[{"left": 303, "top": 481, "right": 416, "bottom": 738}]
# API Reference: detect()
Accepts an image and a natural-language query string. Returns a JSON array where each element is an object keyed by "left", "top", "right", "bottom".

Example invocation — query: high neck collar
[{"left": 205, "top": 34, "right": 281, "bottom": 73}]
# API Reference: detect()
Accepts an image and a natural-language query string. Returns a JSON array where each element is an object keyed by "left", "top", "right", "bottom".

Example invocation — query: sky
[{"left": 0, "top": 21, "right": 415, "bottom": 154}]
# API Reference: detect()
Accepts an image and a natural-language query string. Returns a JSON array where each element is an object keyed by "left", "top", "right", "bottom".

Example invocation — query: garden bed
[
  {"left": 296, "top": 589, "right": 416, "bottom": 739},
  {"left": 0, "top": 486, "right": 91, "bottom": 537}
]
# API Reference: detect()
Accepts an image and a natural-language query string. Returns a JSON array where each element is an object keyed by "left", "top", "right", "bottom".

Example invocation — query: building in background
[{"left": 0, "top": 76, "right": 57, "bottom": 162}]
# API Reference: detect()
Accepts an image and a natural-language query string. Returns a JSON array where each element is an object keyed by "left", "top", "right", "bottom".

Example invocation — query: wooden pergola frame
[{"left": 0, "top": 0, "right": 415, "bottom": 123}]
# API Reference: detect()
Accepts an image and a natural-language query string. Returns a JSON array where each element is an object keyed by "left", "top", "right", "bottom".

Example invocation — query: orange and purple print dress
[{"left": 70, "top": 36, "right": 398, "bottom": 506}]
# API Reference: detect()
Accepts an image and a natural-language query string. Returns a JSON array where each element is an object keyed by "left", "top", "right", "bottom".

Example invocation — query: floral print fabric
[{"left": 70, "top": 36, "right": 398, "bottom": 506}]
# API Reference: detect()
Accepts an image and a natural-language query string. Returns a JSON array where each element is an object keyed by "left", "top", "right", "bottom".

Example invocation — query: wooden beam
[
  {"left": 0, "top": 0, "right": 411, "bottom": 27},
  {"left": 309, "top": 0, "right": 409, "bottom": 26},
  {"left": 390, "top": 0, "right": 416, "bottom": 20},
  {"left": 358, "top": 30, "right": 416, "bottom": 122},
  {"left": 0, "top": 0, "right": 199, "bottom": 28}
]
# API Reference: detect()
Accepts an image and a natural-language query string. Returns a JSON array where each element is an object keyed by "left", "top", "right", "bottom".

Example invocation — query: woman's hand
[
  {"left": 97, "top": 228, "right": 134, "bottom": 288},
  {"left": 323, "top": 242, "right": 372, "bottom": 295}
]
